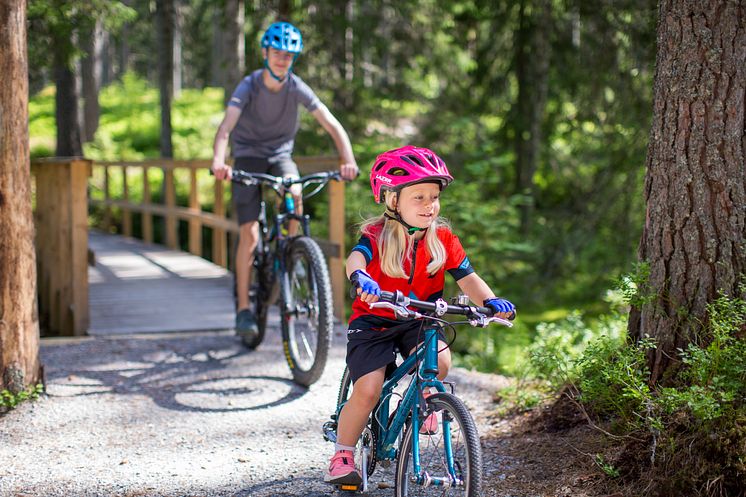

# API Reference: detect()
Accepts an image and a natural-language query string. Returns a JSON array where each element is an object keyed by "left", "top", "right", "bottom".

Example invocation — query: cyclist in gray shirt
[{"left": 212, "top": 21, "right": 358, "bottom": 337}]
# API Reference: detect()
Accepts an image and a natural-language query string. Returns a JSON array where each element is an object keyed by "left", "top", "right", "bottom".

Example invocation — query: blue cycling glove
[
  {"left": 484, "top": 297, "right": 516, "bottom": 320},
  {"left": 350, "top": 269, "right": 381, "bottom": 297}
]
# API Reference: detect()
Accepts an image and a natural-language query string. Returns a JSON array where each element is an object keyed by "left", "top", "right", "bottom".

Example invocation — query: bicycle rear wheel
[
  {"left": 280, "top": 236, "right": 333, "bottom": 386},
  {"left": 394, "top": 392, "right": 482, "bottom": 497}
]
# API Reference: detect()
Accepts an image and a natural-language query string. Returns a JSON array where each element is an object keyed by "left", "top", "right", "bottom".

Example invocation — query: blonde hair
[{"left": 360, "top": 191, "right": 449, "bottom": 279}]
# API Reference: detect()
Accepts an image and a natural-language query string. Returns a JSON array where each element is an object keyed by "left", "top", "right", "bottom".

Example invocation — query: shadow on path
[{"left": 41, "top": 332, "right": 310, "bottom": 413}]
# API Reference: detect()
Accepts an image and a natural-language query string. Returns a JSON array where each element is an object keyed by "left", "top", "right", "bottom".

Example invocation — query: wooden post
[
  {"left": 32, "top": 158, "right": 91, "bottom": 336},
  {"left": 212, "top": 179, "right": 227, "bottom": 267},
  {"left": 328, "top": 180, "right": 346, "bottom": 321},
  {"left": 188, "top": 167, "right": 201, "bottom": 255},
  {"left": 121, "top": 165, "right": 131, "bottom": 237},
  {"left": 102, "top": 165, "right": 111, "bottom": 230},
  {"left": 142, "top": 166, "right": 153, "bottom": 243},
  {"left": 163, "top": 167, "right": 178, "bottom": 249}
]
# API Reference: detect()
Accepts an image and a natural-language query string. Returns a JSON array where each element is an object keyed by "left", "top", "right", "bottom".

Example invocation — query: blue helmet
[{"left": 261, "top": 22, "right": 303, "bottom": 54}]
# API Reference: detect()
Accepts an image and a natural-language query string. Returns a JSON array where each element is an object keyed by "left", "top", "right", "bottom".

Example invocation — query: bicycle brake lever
[
  {"left": 469, "top": 315, "right": 514, "bottom": 328},
  {"left": 369, "top": 301, "right": 417, "bottom": 320}
]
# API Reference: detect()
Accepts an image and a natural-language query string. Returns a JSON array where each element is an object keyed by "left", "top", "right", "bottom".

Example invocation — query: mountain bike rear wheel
[
  {"left": 280, "top": 236, "right": 333, "bottom": 387},
  {"left": 394, "top": 392, "right": 482, "bottom": 497}
]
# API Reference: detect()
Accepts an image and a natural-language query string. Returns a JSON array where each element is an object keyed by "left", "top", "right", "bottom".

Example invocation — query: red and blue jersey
[{"left": 349, "top": 223, "right": 475, "bottom": 323}]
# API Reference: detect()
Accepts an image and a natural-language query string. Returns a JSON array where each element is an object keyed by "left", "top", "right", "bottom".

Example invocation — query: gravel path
[{"left": 0, "top": 322, "right": 510, "bottom": 497}]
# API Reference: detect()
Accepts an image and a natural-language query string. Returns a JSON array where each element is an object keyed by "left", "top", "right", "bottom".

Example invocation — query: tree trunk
[
  {"left": 513, "top": 0, "right": 551, "bottom": 235},
  {"left": 51, "top": 16, "right": 82, "bottom": 158},
  {"left": 0, "top": 0, "right": 42, "bottom": 393},
  {"left": 223, "top": 0, "right": 245, "bottom": 105},
  {"left": 629, "top": 0, "right": 746, "bottom": 384},
  {"left": 156, "top": 0, "right": 174, "bottom": 158},
  {"left": 278, "top": 0, "right": 291, "bottom": 21},
  {"left": 81, "top": 19, "right": 103, "bottom": 143},
  {"left": 173, "top": 1, "right": 182, "bottom": 98}
]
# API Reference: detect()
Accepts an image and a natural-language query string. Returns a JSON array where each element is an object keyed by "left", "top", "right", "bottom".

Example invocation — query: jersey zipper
[{"left": 408, "top": 239, "right": 419, "bottom": 285}]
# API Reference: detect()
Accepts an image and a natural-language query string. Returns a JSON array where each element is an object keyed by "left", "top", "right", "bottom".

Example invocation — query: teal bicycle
[{"left": 323, "top": 290, "right": 513, "bottom": 495}]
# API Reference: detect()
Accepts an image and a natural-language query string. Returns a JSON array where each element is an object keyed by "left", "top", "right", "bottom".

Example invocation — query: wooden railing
[{"left": 88, "top": 157, "right": 347, "bottom": 320}]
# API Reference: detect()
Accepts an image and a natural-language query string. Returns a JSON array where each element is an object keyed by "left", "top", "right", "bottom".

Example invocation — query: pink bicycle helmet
[{"left": 370, "top": 146, "right": 453, "bottom": 203}]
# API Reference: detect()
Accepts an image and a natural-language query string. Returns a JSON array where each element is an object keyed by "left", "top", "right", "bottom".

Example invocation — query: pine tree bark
[
  {"left": 53, "top": 30, "right": 82, "bottom": 157},
  {"left": 0, "top": 0, "right": 42, "bottom": 393},
  {"left": 223, "top": 0, "right": 245, "bottom": 105},
  {"left": 81, "top": 19, "right": 103, "bottom": 143},
  {"left": 156, "top": 0, "right": 174, "bottom": 158},
  {"left": 629, "top": 0, "right": 746, "bottom": 383}
]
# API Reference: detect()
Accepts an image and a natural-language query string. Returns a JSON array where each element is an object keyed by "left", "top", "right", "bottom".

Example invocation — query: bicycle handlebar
[
  {"left": 369, "top": 290, "right": 513, "bottom": 328},
  {"left": 229, "top": 169, "right": 344, "bottom": 200}
]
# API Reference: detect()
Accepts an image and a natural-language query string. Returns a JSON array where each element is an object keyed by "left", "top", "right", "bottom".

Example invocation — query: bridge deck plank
[{"left": 88, "top": 230, "right": 235, "bottom": 335}]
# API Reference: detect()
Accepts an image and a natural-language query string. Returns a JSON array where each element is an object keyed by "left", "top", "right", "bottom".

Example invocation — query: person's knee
[
  {"left": 351, "top": 380, "right": 382, "bottom": 410},
  {"left": 238, "top": 222, "right": 259, "bottom": 248}
]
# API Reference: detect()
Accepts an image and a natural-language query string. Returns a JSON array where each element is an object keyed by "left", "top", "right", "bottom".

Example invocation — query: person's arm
[
  {"left": 311, "top": 104, "right": 359, "bottom": 180},
  {"left": 346, "top": 251, "right": 380, "bottom": 303},
  {"left": 456, "top": 273, "right": 515, "bottom": 320},
  {"left": 211, "top": 106, "right": 242, "bottom": 180}
]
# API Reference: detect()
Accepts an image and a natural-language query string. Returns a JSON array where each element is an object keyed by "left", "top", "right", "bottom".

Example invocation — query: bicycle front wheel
[
  {"left": 280, "top": 236, "right": 333, "bottom": 387},
  {"left": 394, "top": 392, "right": 482, "bottom": 497}
]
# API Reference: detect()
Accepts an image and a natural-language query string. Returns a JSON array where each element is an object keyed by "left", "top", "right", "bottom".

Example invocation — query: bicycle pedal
[{"left": 336, "top": 483, "right": 360, "bottom": 492}]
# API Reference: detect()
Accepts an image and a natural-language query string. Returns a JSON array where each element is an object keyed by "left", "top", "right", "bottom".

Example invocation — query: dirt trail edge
[{"left": 0, "top": 330, "right": 603, "bottom": 497}]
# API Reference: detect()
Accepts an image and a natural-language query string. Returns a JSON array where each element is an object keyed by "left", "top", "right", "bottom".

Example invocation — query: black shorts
[
  {"left": 232, "top": 156, "right": 299, "bottom": 225},
  {"left": 346, "top": 315, "right": 447, "bottom": 384}
]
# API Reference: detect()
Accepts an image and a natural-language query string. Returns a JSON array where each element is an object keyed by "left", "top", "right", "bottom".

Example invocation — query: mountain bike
[
  {"left": 322, "top": 290, "right": 513, "bottom": 495},
  {"left": 230, "top": 169, "right": 341, "bottom": 387}
]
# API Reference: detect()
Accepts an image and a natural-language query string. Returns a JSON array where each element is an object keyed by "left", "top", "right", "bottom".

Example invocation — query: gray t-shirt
[{"left": 228, "top": 69, "right": 321, "bottom": 159}]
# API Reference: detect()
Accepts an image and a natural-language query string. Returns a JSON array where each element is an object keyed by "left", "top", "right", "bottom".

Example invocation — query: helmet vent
[
  {"left": 373, "top": 160, "right": 387, "bottom": 172},
  {"left": 386, "top": 167, "right": 410, "bottom": 177}
]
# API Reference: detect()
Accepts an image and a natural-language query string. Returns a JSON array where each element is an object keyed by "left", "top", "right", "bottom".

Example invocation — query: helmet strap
[
  {"left": 383, "top": 209, "right": 425, "bottom": 236},
  {"left": 263, "top": 58, "right": 293, "bottom": 82}
]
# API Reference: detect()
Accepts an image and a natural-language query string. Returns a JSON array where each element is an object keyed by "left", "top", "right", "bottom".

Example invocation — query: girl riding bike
[{"left": 324, "top": 146, "right": 516, "bottom": 486}]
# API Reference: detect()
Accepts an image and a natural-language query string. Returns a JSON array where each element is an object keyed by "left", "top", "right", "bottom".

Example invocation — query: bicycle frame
[{"left": 328, "top": 290, "right": 514, "bottom": 492}]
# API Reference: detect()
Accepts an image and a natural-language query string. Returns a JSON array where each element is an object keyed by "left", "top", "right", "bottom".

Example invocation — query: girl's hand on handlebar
[
  {"left": 350, "top": 269, "right": 380, "bottom": 303},
  {"left": 339, "top": 162, "right": 359, "bottom": 181},
  {"left": 212, "top": 162, "right": 232, "bottom": 181},
  {"left": 484, "top": 297, "right": 516, "bottom": 321}
]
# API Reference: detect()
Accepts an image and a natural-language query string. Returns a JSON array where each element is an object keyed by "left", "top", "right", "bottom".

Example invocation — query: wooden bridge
[{"left": 31, "top": 157, "right": 347, "bottom": 336}]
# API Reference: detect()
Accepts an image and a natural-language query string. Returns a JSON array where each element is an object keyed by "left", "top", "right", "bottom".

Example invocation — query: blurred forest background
[{"left": 27, "top": 0, "right": 657, "bottom": 373}]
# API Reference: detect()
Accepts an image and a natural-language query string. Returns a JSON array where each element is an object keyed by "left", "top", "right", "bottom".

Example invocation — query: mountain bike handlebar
[
  {"left": 230, "top": 169, "right": 343, "bottom": 200},
  {"left": 369, "top": 290, "right": 513, "bottom": 328}
]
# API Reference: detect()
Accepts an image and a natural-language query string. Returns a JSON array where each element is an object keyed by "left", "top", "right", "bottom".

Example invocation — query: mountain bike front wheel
[
  {"left": 280, "top": 236, "right": 333, "bottom": 387},
  {"left": 394, "top": 392, "right": 483, "bottom": 497}
]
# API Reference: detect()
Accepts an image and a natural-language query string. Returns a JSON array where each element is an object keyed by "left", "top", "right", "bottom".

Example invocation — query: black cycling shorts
[
  {"left": 232, "top": 156, "right": 299, "bottom": 225},
  {"left": 346, "top": 315, "right": 447, "bottom": 384}
]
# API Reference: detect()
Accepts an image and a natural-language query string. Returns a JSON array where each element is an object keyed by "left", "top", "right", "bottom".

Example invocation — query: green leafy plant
[{"left": 0, "top": 383, "right": 44, "bottom": 411}]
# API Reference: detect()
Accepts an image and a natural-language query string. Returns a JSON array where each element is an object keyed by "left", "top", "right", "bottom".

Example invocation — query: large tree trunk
[
  {"left": 513, "top": 0, "right": 551, "bottom": 235},
  {"left": 0, "top": 0, "right": 42, "bottom": 393},
  {"left": 629, "top": 0, "right": 746, "bottom": 384},
  {"left": 223, "top": 0, "right": 245, "bottom": 105},
  {"left": 156, "top": 0, "right": 174, "bottom": 158}
]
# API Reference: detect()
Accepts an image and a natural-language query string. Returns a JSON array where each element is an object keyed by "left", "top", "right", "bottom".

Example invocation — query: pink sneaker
[
  {"left": 324, "top": 450, "right": 361, "bottom": 485},
  {"left": 420, "top": 392, "right": 440, "bottom": 434}
]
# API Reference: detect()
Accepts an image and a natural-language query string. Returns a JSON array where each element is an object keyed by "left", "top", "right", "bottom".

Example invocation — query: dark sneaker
[{"left": 235, "top": 309, "right": 258, "bottom": 336}]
